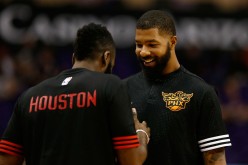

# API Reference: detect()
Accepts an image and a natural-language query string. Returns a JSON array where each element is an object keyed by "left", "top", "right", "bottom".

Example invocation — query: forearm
[
  {"left": 136, "top": 130, "right": 148, "bottom": 162},
  {"left": 203, "top": 148, "right": 227, "bottom": 165},
  {"left": 115, "top": 130, "right": 149, "bottom": 165},
  {"left": 130, "top": 108, "right": 150, "bottom": 164}
]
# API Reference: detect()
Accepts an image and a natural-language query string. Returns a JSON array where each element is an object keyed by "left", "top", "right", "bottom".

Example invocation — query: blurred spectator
[
  {"left": 14, "top": 38, "right": 40, "bottom": 87},
  {"left": 212, "top": 0, "right": 248, "bottom": 12},
  {"left": 220, "top": 73, "right": 248, "bottom": 163},
  {"left": 221, "top": 73, "right": 248, "bottom": 123},
  {"left": 0, "top": 43, "right": 22, "bottom": 136},
  {"left": 0, "top": 76, "right": 21, "bottom": 101},
  {"left": 0, "top": 44, "right": 14, "bottom": 77},
  {"left": 169, "top": 0, "right": 248, "bottom": 12},
  {"left": 0, "top": 43, "right": 21, "bottom": 100},
  {"left": 36, "top": 46, "right": 60, "bottom": 80}
]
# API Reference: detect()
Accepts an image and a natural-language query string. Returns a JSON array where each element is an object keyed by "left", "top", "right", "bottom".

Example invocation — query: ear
[
  {"left": 72, "top": 53, "right": 75, "bottom": 65},
  {"left": 170, "top": 36, "right": 177, "bottom": 48},
  {"left": 101, "top": 50, "right": 111, "bottom": 66}
]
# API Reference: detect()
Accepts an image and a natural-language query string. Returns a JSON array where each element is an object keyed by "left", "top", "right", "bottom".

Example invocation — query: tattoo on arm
[{"left": 203, "top": 148, "right": 227, "bottom": 165}]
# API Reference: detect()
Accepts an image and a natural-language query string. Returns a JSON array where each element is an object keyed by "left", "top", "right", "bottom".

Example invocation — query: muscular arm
[
  {"left": 203, "top": 148, "right": 227, "bottom": 165},
  {"left": 0, "top": 153, "right": 24, "bottom": 165},
  {"left": 115, "top": 129, "right": 148, "bottom": 165},
  {"left": 115, "top": 108, "right": 150, "bottom": 165}
]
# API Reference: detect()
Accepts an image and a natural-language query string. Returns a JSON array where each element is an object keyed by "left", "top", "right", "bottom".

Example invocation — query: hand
[{"left": 132, "top": 108, "right": 150, "bottom": 144}]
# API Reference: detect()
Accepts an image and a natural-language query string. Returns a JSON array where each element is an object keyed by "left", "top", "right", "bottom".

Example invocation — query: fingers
[
  {"left": 132, "top": 108, "right": 138, "bottom": 122},
  {"left": 132, "top": 108, "right": 137, "bottom": 115},
  {"left": 132, "top": 107, "right": 150, "bottom": 137},
  {"left": 141, "top": 121, "right": 150, "bottom": 137}
]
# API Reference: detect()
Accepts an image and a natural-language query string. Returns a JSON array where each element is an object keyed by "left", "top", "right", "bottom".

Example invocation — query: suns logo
[{"left": 162, "top": 91, "right": 193, "bottom": 111}]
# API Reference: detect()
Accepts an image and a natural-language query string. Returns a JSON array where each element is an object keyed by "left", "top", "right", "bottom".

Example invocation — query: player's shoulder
[
  {"left": 94, "top": 72, "right": 122, "bottom": 85},
  {"left": 181, "top": 66, "right": 216, "bottom": 93},
  {"left": 19, "top": 70, "right": 123, "bottom": 98},
  {"left": 182, "top": 67, "right": 208, "bottom": 85},
  {"left": 23, "top": 76, "right": 56, "bottom": 96},
  {"left": 98, "top": 72, "right": 121, "bottom": 80}
]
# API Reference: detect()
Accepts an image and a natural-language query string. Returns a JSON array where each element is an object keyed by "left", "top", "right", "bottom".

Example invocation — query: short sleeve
[
  {"left": 197, "top": 86, "right": 231, "bottom": 152},
  {"left": 105, "top": 76, "right": 139, "bottom": 150},
  {"left": 0, "top": 97, "right": 24, "bottom": 157}
]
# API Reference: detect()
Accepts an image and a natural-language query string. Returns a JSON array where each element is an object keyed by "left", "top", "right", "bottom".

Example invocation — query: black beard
[{"left": 139, "top": 46, "right": 171, "bottom": 80}]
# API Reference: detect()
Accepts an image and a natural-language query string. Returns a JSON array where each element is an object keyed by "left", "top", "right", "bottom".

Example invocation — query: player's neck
[
  {"left": 72, "top": 60, "right": 102, "bottom": 72},
  {"left": 162, "top": 53, "right": 180, "bottom": 75}
]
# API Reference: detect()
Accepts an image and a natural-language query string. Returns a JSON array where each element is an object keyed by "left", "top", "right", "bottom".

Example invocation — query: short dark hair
[
  {"left": 136, "top": 10, "right": 176, "bottom": 36},
  {"left": 73, "top": 23, "right": 115, "bottom": 61}
]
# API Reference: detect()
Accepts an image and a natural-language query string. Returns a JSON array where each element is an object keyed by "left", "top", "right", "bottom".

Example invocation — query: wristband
[{"left": 136, "top": 129, "right": 150, "bottom": 144}]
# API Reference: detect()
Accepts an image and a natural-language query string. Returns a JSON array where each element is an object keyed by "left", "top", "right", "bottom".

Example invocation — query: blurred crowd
[
  {"left": 1, "top": 0, "right": 248, "bottom": 13},
  {"left": 0, "top": 0, "right": 248, "bottom": 164}
]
